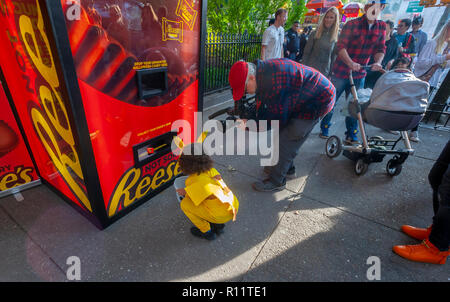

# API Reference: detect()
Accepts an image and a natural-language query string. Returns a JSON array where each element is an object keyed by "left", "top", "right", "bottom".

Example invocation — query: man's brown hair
[{"left": 275, "top": 8, "right": 287, "bottom": 19}]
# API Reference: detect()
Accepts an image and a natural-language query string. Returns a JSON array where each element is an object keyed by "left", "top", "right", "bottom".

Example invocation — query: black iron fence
[
  {"left": 204, "top": 32, "right": 262, "bottom": 95},
  {"left": 421, "top": 71, "right": 450, "bottom": 131}
]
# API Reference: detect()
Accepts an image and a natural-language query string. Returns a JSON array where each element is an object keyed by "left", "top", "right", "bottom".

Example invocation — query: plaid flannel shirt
[
  {"left": 332, "top": 15, "right": 386, "bottom": 79},
  {"left": 255, "top": 59, "right": 336, "bottom": 126}
]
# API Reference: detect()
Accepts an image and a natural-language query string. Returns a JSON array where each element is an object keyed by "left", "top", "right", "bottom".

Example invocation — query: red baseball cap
[{"left": 228, "top": 61, "right": 248, "bottom": 101}]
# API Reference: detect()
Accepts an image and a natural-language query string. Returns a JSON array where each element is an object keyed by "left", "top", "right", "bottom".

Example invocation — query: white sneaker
[
  {"left": 409, "top": 131, "right": 420, "bottom": 142},
  {"left": 388, "top": 130, "right": 400, "bottom": 135}
]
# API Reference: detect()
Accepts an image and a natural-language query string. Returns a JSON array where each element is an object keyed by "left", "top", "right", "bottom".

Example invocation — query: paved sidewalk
[{"left": 0, "top": 92, "right": 449, "bottom": 282}]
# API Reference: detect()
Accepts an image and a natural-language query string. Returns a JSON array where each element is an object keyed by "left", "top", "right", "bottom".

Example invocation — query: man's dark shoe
[
  {"left": 190, "top": 227, "right": 216, "bottom": 241},
  {"left": 211, "top": 223, "right": 225, "bottom": 235},
  {"left": 263, "top": 166, "right": 296, "bottom": 179},
  {"left": 252, "top": 179, "right": 286, "bottom": 192}
]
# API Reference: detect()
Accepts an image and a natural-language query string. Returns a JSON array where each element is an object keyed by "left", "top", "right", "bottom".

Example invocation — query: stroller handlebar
[
  {"left": 350, "top": 65, "right": 386, "bottom": 77},
  {"left": 349, "top": 65, "right": 386, "bottom": 83}
]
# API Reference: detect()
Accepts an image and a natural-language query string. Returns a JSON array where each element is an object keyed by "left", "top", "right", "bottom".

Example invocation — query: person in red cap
[{"left": 228, "top": 58, "right": 336, "bottom": 192}]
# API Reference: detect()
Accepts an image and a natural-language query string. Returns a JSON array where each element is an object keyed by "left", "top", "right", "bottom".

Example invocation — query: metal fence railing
[
  {"left": 421, "top": 70, "right": 450, "bottom": 131},
  {"left": 204, "top": 32, "right": 262, "bottom": 95}
]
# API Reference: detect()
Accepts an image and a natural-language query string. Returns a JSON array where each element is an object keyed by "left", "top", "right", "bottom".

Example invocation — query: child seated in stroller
[{"left": 350, "top": 57, "right": 430, "bottom": 133}]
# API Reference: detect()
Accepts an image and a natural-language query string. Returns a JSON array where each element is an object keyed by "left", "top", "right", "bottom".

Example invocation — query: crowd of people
[{"left": 262, "top": 4, "right": 450, "bottom": 143}]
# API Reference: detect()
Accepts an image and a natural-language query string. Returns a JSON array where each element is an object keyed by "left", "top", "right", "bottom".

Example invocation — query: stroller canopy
[{"left": 369, "top": 70, "right": 430, "bottom": 114}]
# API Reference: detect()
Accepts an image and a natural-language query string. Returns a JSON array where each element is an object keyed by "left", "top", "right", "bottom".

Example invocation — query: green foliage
[
  {"left": 286, "top": 0, "right": 308, "bottom": 29},
  {"left": 207, "top": 0, "right": 308, "bottom": 35}
]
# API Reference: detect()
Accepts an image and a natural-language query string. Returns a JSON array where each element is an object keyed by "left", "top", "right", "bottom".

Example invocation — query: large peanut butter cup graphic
[
  {"left": 63, "top": 1, "right": 197, "bottom": 107},
  {"left": 0, "top": 120, "right": 19, "bottom": 158}
]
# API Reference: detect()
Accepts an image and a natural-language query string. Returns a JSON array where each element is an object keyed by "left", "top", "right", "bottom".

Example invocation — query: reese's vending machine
[
  {"left": 0, "top": 0, "right": 206, "bottom": 229},
  {"left": 0, "top": 81, "right": 39, "bottom": 197}
]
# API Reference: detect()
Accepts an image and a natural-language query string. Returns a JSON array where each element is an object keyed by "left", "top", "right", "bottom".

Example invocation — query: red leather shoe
[
  {"left": 401, "top": 225, "right": 432, "bottom": 241},
  {"left": 393, "top": 239, "right": 450, "bottom": 265}
]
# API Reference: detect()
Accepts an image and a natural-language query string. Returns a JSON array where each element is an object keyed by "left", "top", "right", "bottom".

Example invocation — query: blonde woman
[
  {"left": 414, "top": 20, "right": 450, "bottom": 89},
  {"left": 411, "top": 20, "right": 450, "bottom": 142},
  {"left": 302, "top": 6, "right": 340, "bottom": 77}
]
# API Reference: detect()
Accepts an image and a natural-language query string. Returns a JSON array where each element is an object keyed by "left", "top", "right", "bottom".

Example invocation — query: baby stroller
[{"left": 325, "top": 68, "right": 430, "bottom": 176}]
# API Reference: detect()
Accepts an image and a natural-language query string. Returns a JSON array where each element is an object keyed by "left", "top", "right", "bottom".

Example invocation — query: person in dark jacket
[
  {"left": 284, "top": 21, "right": 301, "bottom": 61},
  {"left": 298, "top": 26, "right": 312, "bottom": 61},
  {"left": 411, "top": 16, "right": 428, "bottom": 56},
  {"left": 365, "top": 20, "right": 400, "bottom": 89},
  {"left": 394, "top": 18, "right": 416, "bottom": 57}
]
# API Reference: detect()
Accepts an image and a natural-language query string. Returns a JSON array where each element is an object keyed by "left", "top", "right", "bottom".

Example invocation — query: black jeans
[{"left": 428, "top": 139, "right": 450, "bottom": 251}]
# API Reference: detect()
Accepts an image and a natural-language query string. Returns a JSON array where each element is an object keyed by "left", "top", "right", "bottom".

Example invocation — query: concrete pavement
[{"left": 0, "top": 91, "right": 449, "bottom": 282}]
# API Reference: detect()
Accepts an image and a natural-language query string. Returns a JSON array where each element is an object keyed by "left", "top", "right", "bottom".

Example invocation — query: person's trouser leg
[
  {"left": 320, "top": 76, "right": 347, "bottom": 135},
  {"left": 344, "top": 77, "right": 365, "bottom": 140},
  {"left": 428, "top": 140, "right": 450, "bottom": 214},
  {"left": 269, "top": 118, "right": 319, "bottom": 186},
  {"left": 180, "top": 196, "right": 212, "bottom": 233},
  {"left": 429, "top": 165, "right": 450, "bottom": 251},
  {"left": 180, "top": 197, "right": 234, "bottom": 233}
]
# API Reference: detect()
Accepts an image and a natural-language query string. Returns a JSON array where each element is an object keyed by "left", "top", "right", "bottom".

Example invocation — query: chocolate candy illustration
[{"left": 0, "top": 120, "right": 19, "bottom": 158}]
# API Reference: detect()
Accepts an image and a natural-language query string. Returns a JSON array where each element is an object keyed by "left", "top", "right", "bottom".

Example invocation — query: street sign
[{"left": 406, "top": 1, "right": 424, "bottom": 12}]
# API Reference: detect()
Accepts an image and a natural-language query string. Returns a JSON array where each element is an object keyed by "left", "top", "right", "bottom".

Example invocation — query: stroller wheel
[
  {"left": 326, "top": 136, "right": 342, "bottom": 158},
  {"left": 386, "top": 159, "right": 402, "bottom": 177},
  {"left": 355, "top": 158, "right": 369, "bottom": 176}
]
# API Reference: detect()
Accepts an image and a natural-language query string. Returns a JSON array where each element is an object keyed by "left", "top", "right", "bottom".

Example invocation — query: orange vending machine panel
[{"left": 0, "top": 0, "right": 206, "bottom": 228}]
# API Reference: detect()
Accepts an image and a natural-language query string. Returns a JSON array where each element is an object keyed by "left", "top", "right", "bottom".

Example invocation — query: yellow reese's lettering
[{"left": 108, "top": 161, "right": 181, "bottom": 217}]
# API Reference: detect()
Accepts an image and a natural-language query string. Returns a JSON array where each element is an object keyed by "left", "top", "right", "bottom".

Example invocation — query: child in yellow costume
[{"left": 177, "top": 143, "right": 239, "bottom": 241}]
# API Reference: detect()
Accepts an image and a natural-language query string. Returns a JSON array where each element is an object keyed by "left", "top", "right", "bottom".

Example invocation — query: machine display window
[{"left": 136, "top": 68, "right": 168, "bottom": 99}]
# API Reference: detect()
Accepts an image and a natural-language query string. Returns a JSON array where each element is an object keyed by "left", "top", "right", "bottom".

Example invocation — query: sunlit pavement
[{"left": 0, "top": 92, "right": 448, "bottom": 282}]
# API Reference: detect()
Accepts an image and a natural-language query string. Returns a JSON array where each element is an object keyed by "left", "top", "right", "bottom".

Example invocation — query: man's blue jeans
[{"left": 320, "top": 75, "right": 365, "bottom": 140}]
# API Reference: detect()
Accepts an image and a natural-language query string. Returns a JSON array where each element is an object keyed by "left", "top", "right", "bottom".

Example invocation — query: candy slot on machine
[{"left": 0, "top": 0, "right": 206, "bottom": 229}]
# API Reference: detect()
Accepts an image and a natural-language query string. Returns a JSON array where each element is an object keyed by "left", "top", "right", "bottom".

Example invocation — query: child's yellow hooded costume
[{"left": 180, "top": 168, "right": 239, "bottom": 233}]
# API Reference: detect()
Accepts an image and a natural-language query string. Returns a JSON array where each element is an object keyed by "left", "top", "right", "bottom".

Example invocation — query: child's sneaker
[{"left": 190, "top": 227, "right": 217, "bottom": 240}]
